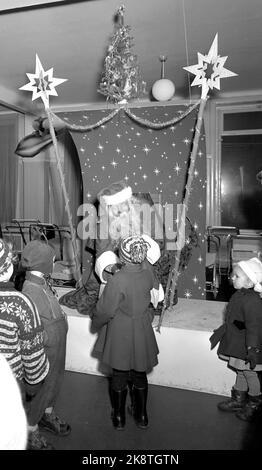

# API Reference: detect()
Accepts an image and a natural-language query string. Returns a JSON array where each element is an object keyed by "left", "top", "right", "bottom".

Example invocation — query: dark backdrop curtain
[{"left": 58, "top": 105, "right": 207, "bottom": 299}]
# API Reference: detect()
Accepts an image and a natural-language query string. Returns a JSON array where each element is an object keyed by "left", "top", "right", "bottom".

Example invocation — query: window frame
[{"left": 207, "top": 99, "right": 262, "bottom": 234}]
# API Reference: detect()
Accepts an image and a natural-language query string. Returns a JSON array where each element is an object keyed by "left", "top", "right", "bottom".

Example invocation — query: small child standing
[
  {"left": 92, "top": 236, "right": 160, "bottom": 430},
  {"left": 210, "top": 257, "right": 262, "bottom": 422},
  {"left": 21, "top": 240, "right": 70, "bottom": 449}
]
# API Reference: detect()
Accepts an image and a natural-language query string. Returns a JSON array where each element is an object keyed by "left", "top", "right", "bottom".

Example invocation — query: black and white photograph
[{"left": 0, "top": 0, "right": 262, "bottom": 461}]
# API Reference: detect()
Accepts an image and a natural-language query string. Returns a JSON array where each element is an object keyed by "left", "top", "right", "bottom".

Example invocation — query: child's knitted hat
[
  {"left": 238, "top": 257, "right": 262, "bottom": 293},
  {"left": 21, "top": 240, "right": 55, "bottom": 275},
  {"left": 0, "top": 239, "right": 13, "bottom": 281},
  {"left": 119, "top": 236, "right": 149, "bottom": 264},
  {"left": 97, "top": 180, "right": 132, "bottom": 206}
]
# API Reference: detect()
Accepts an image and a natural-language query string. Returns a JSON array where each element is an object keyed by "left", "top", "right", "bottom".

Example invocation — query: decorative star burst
[
  {"left": 20, "top": 54, "right": 67, "bottom": 108},
  {"left": 184, "top": 290, "right": 192, "bottom": 299},
  {"left": 183, "top": 34, "right": 237, "bottom": 99}
]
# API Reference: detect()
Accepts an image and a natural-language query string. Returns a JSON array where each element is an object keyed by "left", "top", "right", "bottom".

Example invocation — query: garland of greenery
[{"left": 49, "top": 100, "right": 200, "bottom": 132}]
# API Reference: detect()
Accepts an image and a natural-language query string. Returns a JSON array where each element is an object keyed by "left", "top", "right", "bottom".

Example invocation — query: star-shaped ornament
[
  {"left": 20, "top": 54, "right": 67, "bottom": 108},
  {"left": 183, "top": 34, "right": 237, "bottom": 99}
]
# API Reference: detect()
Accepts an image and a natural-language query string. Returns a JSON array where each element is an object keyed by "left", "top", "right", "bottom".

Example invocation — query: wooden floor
[{"left": 41, "top": 371, "right": 261, "bottom": 451}]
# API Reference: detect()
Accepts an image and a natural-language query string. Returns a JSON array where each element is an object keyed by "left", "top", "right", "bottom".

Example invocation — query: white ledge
[{"left": 57, "top": 287, "right": 232, "bottom": 397}]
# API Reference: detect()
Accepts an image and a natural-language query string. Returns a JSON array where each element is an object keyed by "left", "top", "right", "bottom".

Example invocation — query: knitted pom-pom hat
[
  {"left": 119, "top": 236, "right": 149, "bottom": 264},
  {"left": 238, "top": 257, "right": 262, "bottom": 293},
  {"left": 0, "top": 239, "right": 13, "bottom": 281},
  {"left": 21, "top": 240, "right": 55, "bottom": 275},
  {"left": 97, "top": 180, "right": 132, "bottom": 206}
]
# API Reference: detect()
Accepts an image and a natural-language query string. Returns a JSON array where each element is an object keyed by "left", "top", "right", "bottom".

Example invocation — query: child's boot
[
  {"left": 111, "top": 388, "right": 127, "bottom": 430},
  {"left": 127, "top": 381, "right": 134, "bottom": 415},
  {"left": 133, "top": 386, "right": 148, "bottom": 429},
  {"left": 236, "top": 394, "right": 262, "bottom": 422},
  {"left": 217, "top": 388, "right": 247, "bottom": 412}
]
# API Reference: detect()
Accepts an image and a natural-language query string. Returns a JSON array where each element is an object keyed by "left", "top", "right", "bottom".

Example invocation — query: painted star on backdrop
[
  {"left": 20, "top": 54, "right": 67, "bottom": 108},
  {"left": 183, "top": 34, "right": 237, "bottom": 99},
  {"left": 174, "top": 164, "right": 181, "bottom": 175},
  {"left": 184, "top": 290, "right": 192, "bottom": 299},
  {"left": 142, "top": 145, "right": 151, "bottom": 155}
]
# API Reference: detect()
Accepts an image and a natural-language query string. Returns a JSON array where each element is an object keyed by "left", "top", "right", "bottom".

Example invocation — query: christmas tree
[{"left": 98, "top": 5, "right": 146, "bottom": 103}]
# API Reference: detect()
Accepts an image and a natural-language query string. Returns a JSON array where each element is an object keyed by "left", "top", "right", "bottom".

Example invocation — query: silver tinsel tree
[{"left": 98, "top": 5, "right": 146, "bottom": 103}]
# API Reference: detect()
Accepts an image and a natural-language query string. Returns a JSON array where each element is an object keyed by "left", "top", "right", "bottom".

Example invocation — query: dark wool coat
[
  {"left": 92, "top": 261, "right": 159, "bottom": 372},
  {"left": 216, "top": 288, "right": 262, "bottom": 363}
]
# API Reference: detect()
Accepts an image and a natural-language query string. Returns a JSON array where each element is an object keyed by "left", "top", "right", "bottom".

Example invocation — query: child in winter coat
[
  {"left": 21, "top": 240, "right": 70, "bottom": 450},
  {"left": 210, "top": 257, "right": 262, "bottom": 422},
  {"left": 0, "top": 239, "right": 49, "bottom": 386},
  {"left": 92, "top": 235, "right": 161, "bottom": 430}
]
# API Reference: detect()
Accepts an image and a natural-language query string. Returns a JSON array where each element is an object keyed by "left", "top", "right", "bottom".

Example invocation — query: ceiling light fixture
[{"left": 151, "top": 56, "right": 175, "bottom": 102}]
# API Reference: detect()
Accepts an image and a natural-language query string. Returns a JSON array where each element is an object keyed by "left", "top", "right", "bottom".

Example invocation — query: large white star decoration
[
  {"left": 20, "top": 54, "right": 67, "bottom": 108},
  {"left": 183, "top": 34, "right": 237, "bottom": 99}
]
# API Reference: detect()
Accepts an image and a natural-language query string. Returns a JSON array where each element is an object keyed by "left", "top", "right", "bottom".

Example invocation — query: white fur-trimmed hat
[
  {"left": 238, "top": 257, "right": 262, "bottom": 293},
  {"left": 97, "top": 181, "right": 132, "bottom": 206}
]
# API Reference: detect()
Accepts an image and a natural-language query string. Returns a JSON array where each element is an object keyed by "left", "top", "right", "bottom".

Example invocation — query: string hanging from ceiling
[{"left": 182, "top": 0, "right": 192, "bottom": 104}]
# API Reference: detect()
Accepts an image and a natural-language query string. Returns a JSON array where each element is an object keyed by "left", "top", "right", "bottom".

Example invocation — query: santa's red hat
[{"left": 97, "top": 181, "right": 132, "bottom": 206}]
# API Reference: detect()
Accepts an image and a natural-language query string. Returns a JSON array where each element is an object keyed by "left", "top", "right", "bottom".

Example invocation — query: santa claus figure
[
  {"left": 95, "top": 180, "right": 161, "bottom": 287},
  {"left": 60, "top": 180, "right": 163, "bottom": 314}
]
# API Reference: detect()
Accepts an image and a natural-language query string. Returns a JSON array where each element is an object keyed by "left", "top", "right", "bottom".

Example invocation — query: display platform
[{"left": 57, "top": 287, "right": 233, "bottom": 397}]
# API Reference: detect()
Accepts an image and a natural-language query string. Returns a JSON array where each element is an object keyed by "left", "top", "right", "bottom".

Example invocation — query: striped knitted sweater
[{"left": 0, "top": 282, "right": 49, "bottom": 384}]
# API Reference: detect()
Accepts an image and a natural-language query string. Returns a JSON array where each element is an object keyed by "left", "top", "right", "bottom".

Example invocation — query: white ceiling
[{"left": 0, "top": 0, "right": 262, "bottom": 114}]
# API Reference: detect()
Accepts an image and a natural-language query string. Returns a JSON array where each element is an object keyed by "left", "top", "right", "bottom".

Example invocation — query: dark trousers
[
  {"left": 112, "top": 368, "right": 147, "bottom": 391},
  {"left": 23, "top": 317, "right": 68, "bottom": 426}
]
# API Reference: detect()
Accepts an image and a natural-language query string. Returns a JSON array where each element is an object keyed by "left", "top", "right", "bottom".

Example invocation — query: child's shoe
[
  {"left": 39, "top": 411, "right": 71, "bottom": 436},
  {"left": 217, "top": 388, "right": 247, "bottom": 412},
  {"left": 27, "top": 429, "right": 54, "bottom": 450},
  {"left": 111, "top": 388, "right": 127, "bottom": 430},
  {"left": 236, "top": 394, "right": 262, "bottom": 422}
]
